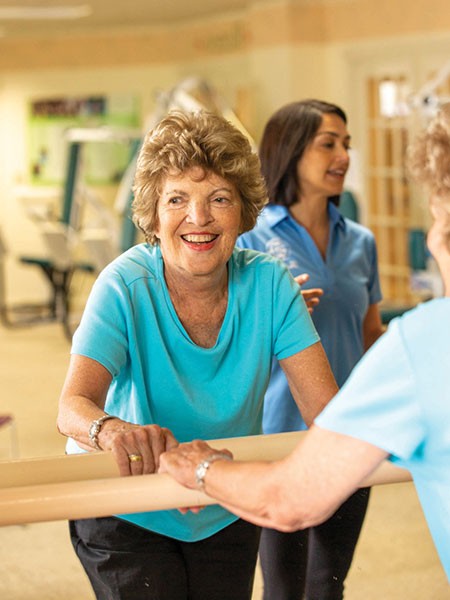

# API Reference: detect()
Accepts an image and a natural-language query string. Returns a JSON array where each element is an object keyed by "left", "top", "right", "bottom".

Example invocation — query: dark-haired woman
[{"left": 238, "top": 99, "right": 384, "bottom": 599}]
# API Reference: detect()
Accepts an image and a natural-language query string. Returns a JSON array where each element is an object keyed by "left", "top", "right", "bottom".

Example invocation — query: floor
[{"left": 0, "top": 320, "right": 448, "bottom": 599}]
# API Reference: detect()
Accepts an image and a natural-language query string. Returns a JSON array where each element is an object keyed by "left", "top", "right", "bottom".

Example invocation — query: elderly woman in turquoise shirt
[
  {"left": 56, "top": 110, "right": 338, "bottom": 600},
  {"left": 238, "top": 99, "right": 384, "bottom": 600}
]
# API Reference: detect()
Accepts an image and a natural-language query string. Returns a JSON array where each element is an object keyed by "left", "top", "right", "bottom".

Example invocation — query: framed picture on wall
[{"left": 28, "top": 94, "right": 140, "bottom": 185}]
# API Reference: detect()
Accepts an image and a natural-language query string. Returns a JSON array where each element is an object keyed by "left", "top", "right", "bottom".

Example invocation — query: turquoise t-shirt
[
  {"left": 69, "top": 243, "right": 319, "bottom": 541},
  {"left": 316, "top": 298, "right": 450, "bottom": 580}
]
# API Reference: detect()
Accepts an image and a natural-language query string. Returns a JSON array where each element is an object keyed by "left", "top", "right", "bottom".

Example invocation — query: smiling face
[
  {"left": 297, "top": 112, "right": 351, "bottom": 201},
  {"left": 155, "top": 167, "right": 243, "bottom": 283}
]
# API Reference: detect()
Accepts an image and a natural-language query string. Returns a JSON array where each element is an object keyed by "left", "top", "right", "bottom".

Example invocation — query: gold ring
[{"left": 128, "top": 454, "right": 143, "bottom": 463}]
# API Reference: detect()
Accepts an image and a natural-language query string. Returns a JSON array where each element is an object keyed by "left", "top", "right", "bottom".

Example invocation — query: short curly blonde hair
[
  {"left": 132, "top": 110, "right": 267, "bottom": 245},
  {"left": 408, "top": 103, "right": 450, "bottom": 205}
]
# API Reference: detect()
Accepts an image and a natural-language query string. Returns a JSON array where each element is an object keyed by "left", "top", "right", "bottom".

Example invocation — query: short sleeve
[
  {"left": 315, "top": 319, "right": 425, "bottom": 461},
  {"left": 71, "top": 269, "right": 130, "bottom": 376}
]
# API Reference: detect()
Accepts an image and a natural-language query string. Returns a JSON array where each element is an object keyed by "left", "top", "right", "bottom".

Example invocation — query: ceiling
[{"left": 0, "top": 0, "right": 264, "bottom": 38}]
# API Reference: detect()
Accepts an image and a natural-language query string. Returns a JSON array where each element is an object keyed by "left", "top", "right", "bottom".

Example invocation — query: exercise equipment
[
  {"left": 0, "top": 127, "right": 141, "bottom": 340},
  {"left": 0, "top": 431, "right": 411, "bottom": 527}
]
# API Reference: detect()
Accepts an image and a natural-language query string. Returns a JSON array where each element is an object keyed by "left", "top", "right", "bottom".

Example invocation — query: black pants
[
  {"left": 70, "top": 516, "right": 261, "bottom": 600},
  {"left": 259, "top": 488, "right": 371, "bottom": 600}
]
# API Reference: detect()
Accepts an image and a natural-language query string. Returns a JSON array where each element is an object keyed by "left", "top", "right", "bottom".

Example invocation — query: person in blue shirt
[
  {"left": 56, "top": 110, "right": 338, "bottom": 600},
  {"left": 160, "top": 103, "right": 450, "bottom": 586},
  {"left": 237, "top": 99, "right": 384, "bottom": 599}
]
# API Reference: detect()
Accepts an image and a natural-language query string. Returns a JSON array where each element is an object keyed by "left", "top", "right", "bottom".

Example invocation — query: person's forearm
[
  {"left": 280, "top": 343, "right": 339, "bottom": 426},
  {"left": 57, "top": 354, "right": 114, "bottom": 450},
  {"left": 56, "top": 395, "right": 116, "bottom": 450},
  {"left": 200, "top": 457, "right": 339, "bottom": 531},
  {"left": 57, "top": 396, "right": 144, "bottom": 452},
  {"left": 160, "top": 427, "right": 387, "bottom": 530},
  {"left": 202, "top": 459, "right": 301, "bottom": 529},
  {"left": 158, "top": 439, "right": 310, "bottom": 529},
  {"left": 289, "top": 376, "right": 338, "bottom": 427}
]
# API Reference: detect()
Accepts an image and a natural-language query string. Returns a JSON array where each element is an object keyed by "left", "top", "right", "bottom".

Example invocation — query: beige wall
[{"left": 2, "top": 0, "right": 450, "bottom": 301}]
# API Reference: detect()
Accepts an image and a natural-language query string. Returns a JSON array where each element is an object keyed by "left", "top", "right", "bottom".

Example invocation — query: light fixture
[
  {"left": 0, "top": 5, "right": 92, "bottom": 20},
  {"left": 378, "top": 80, "right": 397, "bottom": 118}
]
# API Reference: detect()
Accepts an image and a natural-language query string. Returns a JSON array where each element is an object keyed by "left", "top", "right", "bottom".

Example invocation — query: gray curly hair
[{"left": 132, "top": 110, "right": 267, "bottom": 244}]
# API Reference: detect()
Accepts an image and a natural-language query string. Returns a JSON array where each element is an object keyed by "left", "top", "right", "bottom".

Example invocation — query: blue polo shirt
[{"left": 238, "top": 203, "right": 382, "bottom": 433}]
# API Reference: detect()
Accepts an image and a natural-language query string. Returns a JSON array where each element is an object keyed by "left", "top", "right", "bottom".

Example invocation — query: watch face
[
  {"left": 196, "top": 464, "right": 205, "bottom": 477},
  {"left": 195, "top": 461, "right": 209, "bottom": 488}
]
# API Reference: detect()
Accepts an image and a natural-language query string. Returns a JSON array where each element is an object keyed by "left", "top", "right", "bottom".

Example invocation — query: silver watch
[
  {"left": 195, "top": 452, "right": 231, "bottom": 490},
  {"left": 88, "top": 414, "right": 115, "bottom": 450}
]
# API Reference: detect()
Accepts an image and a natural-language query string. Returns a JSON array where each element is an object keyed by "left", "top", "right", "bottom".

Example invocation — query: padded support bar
[{"left": 0, "top": 432, "right": 411, "bottom": 526}]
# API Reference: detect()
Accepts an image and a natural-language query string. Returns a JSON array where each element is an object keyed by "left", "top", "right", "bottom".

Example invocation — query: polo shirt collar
[
  {"left": 264, "top": 202, "right": 346, "bottom": 231},
  {"left": 263, "top": 204, "right": 290, "bottom": 228},
  {"left": 328, "top": 202, "right": 347, "bottom": 231}
]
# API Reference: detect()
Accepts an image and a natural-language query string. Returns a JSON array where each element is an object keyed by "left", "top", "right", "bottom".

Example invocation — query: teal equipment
[
  {"left": 0, "top": 127, "right": 141, "bottom": 340},
  {"left": 408, "top": 228, "right": 427, "bottom": 271},
  {"left": 339, "top": 189, "right": 360, "bottom": 222}
]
